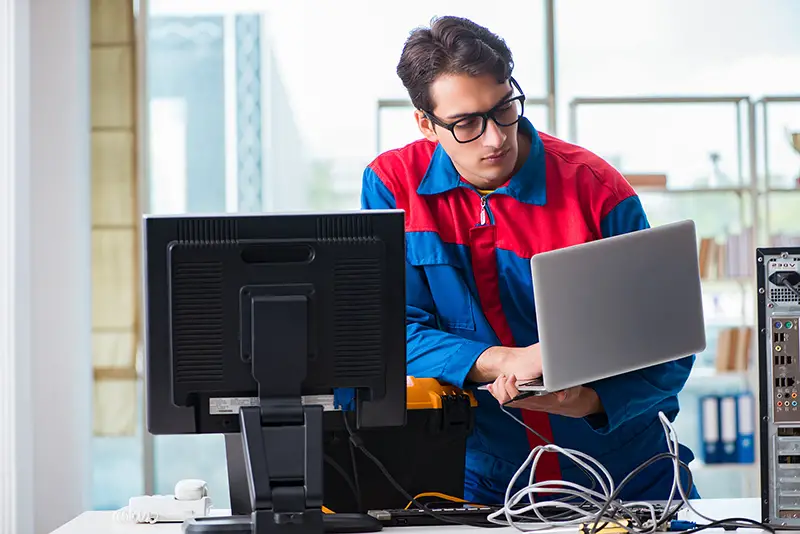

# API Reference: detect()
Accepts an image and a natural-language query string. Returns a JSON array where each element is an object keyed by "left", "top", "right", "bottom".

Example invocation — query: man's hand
[
  {"left": 487, "top": 374, "right": 604, "bottom": 418},
  {"left": 468, "top": 344, "right": 543, "bottom": 383}
]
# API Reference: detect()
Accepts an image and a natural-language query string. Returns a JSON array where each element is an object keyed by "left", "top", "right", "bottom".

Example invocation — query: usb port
[
  {"left": 778, "top": 378, "right": 783, "bottom": 387},
  {"left": 790, "top": 378, "right": 796, "bottom": 387},
  {"left": 778, "top": 356, "right": 782, "bottom": 365},
  {"left": 782, "top": 356, "right": 787, "bottom": 365},
  {"left": 780, "top": 455, "right": 800, "bottom": 464}
]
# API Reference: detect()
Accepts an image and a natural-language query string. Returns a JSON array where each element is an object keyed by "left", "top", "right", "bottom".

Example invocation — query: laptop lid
[{"left": 530, "top": 219, "right": 706, "bottom": 392}]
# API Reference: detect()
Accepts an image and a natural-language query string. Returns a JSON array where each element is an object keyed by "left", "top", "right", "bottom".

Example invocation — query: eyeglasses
[{"left": 422, "top": 77, "right": 526, "bottom": 144}]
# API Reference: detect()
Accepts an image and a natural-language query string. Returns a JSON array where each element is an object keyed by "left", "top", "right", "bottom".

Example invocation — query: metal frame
[
  {"left": 753, "top": 95, "right": 800, "bottom": 245},
  {"left": 375, "top": 0, "right": 558, "bottom": 153},
  {"left": 570, "top": 95, "right": 760, "bottom": 249},
  {"left": 134, "top": 0, "right": 156, "bottom": 498},
  {"left": 569, "top": 95, "right": 759, "bottom": 285},
  {"left": 568, "top": 95, "right": 758, "bottom": 241},
  {"left": 569, "top": 94, "right": 762, "bottom": 492}
]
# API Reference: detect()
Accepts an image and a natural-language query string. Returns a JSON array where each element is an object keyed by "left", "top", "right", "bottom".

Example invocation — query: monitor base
[{"left": 182, "top": 513, "right": 383, "bottom": 534}]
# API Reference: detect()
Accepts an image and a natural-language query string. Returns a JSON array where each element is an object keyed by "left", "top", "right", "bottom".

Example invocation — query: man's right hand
[{"left": 467, "top": 343, "right": 542, "bottom": 383}]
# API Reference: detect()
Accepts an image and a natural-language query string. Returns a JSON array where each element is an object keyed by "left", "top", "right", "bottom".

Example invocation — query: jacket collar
[{"left": 416, "top": 116, "right": 546, "bottom": 206}]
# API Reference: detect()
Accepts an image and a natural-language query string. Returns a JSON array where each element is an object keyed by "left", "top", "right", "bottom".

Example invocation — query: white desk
[{"left": 50, "top": 498, "right": 763, "bottom": 534}]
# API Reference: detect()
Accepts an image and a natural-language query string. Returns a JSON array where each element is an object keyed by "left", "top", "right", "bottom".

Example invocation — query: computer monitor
[{"left": 142, "top": 210, "right": 407, "bottom": 534}]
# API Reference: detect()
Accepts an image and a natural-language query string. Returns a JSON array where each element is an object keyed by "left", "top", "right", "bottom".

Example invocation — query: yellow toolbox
[{"left": 322, "top": 377, "right": 478, "bottom": 513}]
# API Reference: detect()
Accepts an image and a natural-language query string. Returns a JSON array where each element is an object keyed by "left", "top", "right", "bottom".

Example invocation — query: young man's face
[{"left": 416, "top": 73, "right": 522, "bottom": 190}]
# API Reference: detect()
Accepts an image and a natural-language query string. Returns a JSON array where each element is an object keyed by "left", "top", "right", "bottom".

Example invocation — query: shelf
[
  {"left": 635, "top": 187, "right": 752, "bottom": 194},
  {"left": 689, "top": 459, "right": 756, "bottom": 471},
  {"left": 761, "top": 187, "right": 800, "bottom": 193},
  {"left": 683, "top": 367, "right": 751, "bottom": 392},
  {"left": 700, "top": 277, "right": 752, "bottom": 285}
]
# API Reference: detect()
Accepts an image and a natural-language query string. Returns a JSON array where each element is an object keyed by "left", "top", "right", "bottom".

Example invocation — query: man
[{"left": 360, "top": 15, "right": 697, "bottom": 505}]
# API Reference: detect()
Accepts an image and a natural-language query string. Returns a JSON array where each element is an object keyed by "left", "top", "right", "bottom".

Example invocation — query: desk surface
[{"left": 51, "top": 498, "right": 765, "bottom": 534}]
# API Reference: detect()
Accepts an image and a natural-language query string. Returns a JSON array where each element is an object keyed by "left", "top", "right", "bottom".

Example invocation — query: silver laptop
[{"left": 483, "top": 219, "right": 706, "bottom": 396}]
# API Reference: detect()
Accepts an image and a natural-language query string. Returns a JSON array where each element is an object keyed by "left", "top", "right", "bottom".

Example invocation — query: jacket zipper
[{"left": 480, "top": 195, "right": 488, "bottom": 225}]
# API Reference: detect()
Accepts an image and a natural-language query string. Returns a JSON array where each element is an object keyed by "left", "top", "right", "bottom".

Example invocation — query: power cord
[{"left": 783, "top": 279, "right": 800, "bottom": 300}]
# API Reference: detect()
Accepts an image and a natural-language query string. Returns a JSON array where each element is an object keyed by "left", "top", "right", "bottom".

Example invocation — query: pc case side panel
[{"left": 759, "top": 247, "right": 800, "bottom": 525}]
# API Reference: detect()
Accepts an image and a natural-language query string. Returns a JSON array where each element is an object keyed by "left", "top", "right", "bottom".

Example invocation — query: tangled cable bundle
[{"left": 487, "top": 410, "right": 771, "bottom": 534}]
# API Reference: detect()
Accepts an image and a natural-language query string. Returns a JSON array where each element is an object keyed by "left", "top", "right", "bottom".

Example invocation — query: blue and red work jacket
[{"left": 360, "top": 117, "right": 698, "bottom": 504}]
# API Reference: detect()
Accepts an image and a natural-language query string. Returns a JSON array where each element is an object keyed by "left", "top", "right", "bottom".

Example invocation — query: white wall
[
  {"left": 0, "top": 0, "right": 93, "bottom": 532},
  {"left": 0, "top": 0, "right": 34, "bottom": 532}
]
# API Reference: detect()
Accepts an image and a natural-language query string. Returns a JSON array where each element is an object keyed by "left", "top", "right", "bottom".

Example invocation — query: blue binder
[
  {"left": 719, "top": 395, "right": 739, "bottom": 463},
  {"left": 700, "top": 395, "right": 721, "bottom": 464},
  {"left": 736, "top": 392, "right": 755, "bottom": 463}
]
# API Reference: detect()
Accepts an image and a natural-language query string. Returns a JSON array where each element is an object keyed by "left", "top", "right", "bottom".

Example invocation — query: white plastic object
[
  {"left": 119, "top": 479, "right": 213, "bottom": 523},
  {"left": 175, "top": 478, "right": 208, "bottom": 501}
]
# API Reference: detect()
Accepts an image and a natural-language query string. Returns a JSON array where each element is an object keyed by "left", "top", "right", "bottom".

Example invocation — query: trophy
[{"left": 789, "top": 130, "right": 800, "bottom": 188}]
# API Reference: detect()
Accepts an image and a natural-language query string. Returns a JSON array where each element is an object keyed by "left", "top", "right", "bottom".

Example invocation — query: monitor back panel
[
  {"left": 759, "top": 247, "right": 800, "bottom": 526},
  {"left": 531, "top": 220, "right": 706, "bottom": 392}
]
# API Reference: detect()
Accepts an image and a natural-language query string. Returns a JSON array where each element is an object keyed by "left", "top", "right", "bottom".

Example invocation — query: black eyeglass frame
[{"left": 421, "top": 77, "right": 526, "bottom": 144}]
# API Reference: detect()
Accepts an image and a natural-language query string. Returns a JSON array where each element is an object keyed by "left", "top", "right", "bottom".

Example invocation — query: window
[
  {"left": 102, "top": 0, "right": 800, "bottom": 509},
  {"left": 554, "top": 0, "right": 800, "bottom": 498},
  {"left": 137, "top": 0, "right": 550, "bottom": 507}
]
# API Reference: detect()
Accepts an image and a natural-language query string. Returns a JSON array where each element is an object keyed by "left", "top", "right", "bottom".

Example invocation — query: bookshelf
[
  {"left": 568, "top": 95, "right": 760, "bottom": 497},
  {"left": 753, "top": 95, "right": 800, "bottom": 248}
]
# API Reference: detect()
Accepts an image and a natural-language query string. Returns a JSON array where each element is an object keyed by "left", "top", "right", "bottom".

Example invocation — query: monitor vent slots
[
  {"left": 171, "top": 262, "right": 225, "bottom": 384},
  {"left": 317, "top": 214, "right": 375, "bottom": 241},
  {"left": 333, "top": 258, "right": 384, "bottom": 380},
  {"left": 177, "top": 218, "right": 239, "bottom": 244}
]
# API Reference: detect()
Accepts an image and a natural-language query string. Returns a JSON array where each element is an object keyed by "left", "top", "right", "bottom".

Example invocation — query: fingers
[
  {"left": 487, "top": 374, "right": 519, "bottom": 405},
  {"left": 503, "top": 374, "right": 519, "bottom": 400}
]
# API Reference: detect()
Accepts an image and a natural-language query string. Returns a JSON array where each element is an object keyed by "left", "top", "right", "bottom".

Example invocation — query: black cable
[
  {"left": 344, "top": 417, "right": 364, "bottom": 512},
  {"left": 784, "top": 279, "right": 800, "bottom": 300},
  {"left": 679, "top": 518, "right": 776, "bottom": 534},
  {"left": 341, "top": 414, "right": 503, "bottom": 528},
  {"left": 324, "top": 452, "right": 362, "bottom": 512},
  {"left": 590, "top": 452, "right": 693, "bottom": 534}
]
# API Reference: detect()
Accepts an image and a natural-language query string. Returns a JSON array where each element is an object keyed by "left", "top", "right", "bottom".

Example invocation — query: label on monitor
[
  {"left": 209, "top": 395, "right": 337, "bottom": 414},
  {"left": 209, "top": 397, "right": 259, "bottom": 415}
]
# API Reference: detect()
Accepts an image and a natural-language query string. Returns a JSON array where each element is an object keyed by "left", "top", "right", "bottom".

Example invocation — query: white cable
[
  {"left": 487, "top": 409, "right": 705, "bottom": 533},
  {"left": 112, "top": 506, "right": 159, "bottom": 524}
]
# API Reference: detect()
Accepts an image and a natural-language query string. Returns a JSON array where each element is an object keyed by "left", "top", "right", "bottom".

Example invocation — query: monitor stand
[{"left": 182, "top": 293, "right": 382, "bottom": 534}]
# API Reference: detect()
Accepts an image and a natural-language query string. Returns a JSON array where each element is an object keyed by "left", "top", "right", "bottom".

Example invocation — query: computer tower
[{"left": 758, "top": 247, "right": 800, "bottom": 526}]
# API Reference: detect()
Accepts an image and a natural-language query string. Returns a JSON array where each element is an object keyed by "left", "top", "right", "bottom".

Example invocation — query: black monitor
[{"left": 143, "top": 210, "right": 407, "bottom": 534}]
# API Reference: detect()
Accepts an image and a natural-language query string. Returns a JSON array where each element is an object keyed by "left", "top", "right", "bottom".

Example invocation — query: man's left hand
[{"left": 487, "top": 374, "right": 604, "bottom": 418}]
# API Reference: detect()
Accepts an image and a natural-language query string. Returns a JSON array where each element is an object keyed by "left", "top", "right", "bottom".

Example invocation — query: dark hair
[{"left": 396, "top": 16, "right": 514, "bottom": 112}]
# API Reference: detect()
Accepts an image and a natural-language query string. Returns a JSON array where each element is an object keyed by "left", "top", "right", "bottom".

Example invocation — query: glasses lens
[
  {"left": 452, "top": 116, "right": 486, "bottom": 143},
  {"left": 493, "top": 98, "right": 523, "bottom": 126}
]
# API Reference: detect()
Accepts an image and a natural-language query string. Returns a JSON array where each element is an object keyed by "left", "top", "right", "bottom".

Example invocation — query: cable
[
  {"left": 487, "top": 410, "right": 774, "bottom": 534},
  {"left": 324, "top": 452, "right": 361, "bottom": 511},
  {"left": 112, "top": 506, "right": 158, "bottom": 524},
  {"left": 501, "top": 405, "right": 600, "bottom": 500},
  {"left": 343, "top": 417, "right": 365, "bottom": 512},
  {"left": 341, "top": 414, "right": 503, "bottom": 528},
  {"left": 783, "top": 279, "right": 800, "bottom": 300}
]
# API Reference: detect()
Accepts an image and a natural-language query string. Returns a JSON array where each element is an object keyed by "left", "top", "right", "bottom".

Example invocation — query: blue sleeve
[
  {"left": 585, "top": 195, "right": 695, "bottom": 434},
  {"left": 361, "top": 167, "right": 493, "bottom": 388}
]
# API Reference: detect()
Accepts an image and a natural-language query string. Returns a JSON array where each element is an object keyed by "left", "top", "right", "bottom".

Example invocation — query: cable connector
[{"left": 668, "top": 520, "right": 698, "bottom": 531}]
